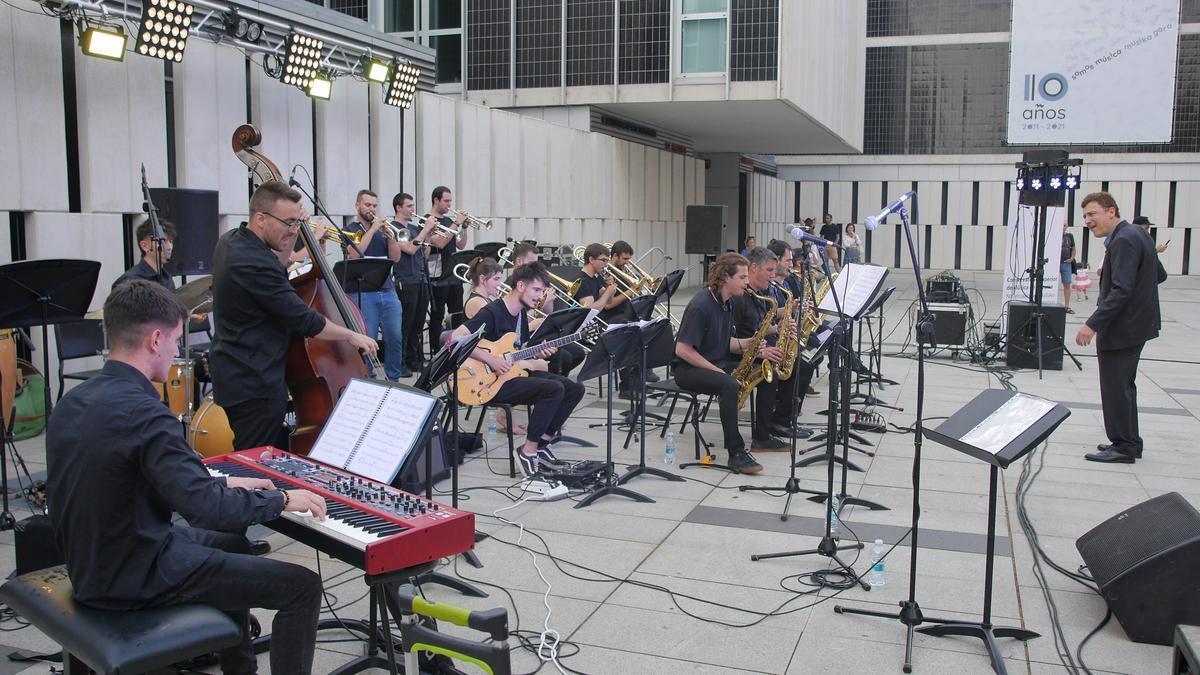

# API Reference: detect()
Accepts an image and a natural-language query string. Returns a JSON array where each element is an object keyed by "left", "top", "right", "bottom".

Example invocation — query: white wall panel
[
  {"left": 415, "top": 92, "right": 457, "bottom": 213},
  {"left": 946, "top": 182, "right": 972, "bottom": 226},
  {"left": 520, "top": 117, "right": 548, "bottom": 217},
  {"left": 627, "top": 143, "right": 645, "bottom": 221},
  {"left": 1139, "top": 182, "right": 1171, "bottom": 226},
  {"left": 455, "top": 102, "right": 492, "bottom": 215},
  {"left": 1175, "top": 182, "right": 1200, "bottom": 230},
  {"left": 251, "top": 73, "right": 312, "bottom": 198},
  {"left": 671, "top": 155, "right": 685, "bottom": 221},
  {"left": 2, "top": 6, "right": 68, "bottom": 212},
  {"left": 77, "top": 52, "right": 167, "bottom": 213},
  {"left": 643, "top": 151, "right": 660, "bottom": 221},
  {"left": 856, "top": 182, "right": 882, "bottom": 231},
  {"left": 915, "top": 181, "right": 943, "bottom": 225},
  {"left": 174, "top": 39, "right": 248, "bottom": 216},
  {"left": 490, "top": 110, "right": 521, "bottom": 217},
  {"left": 612, "top": 141, "right": 630, "bottom": 220},
  {"left": 869, "top": 222, "right": 896, "bottom": 268},
  {"left": 978, "top": 182, "right": 1007, "bottom": 227},
  {"left": 546, "top": 124, "right": 571, "bottom": 217},
  {"left": 316, "top": 78, "right": 370, "bottom": 219},
  {"left": 827, "top": 182, "right": 852, "bottom": 222},
  {"left": 797, "top": 182, "right": 822, "bottom": 222},
  {"left": 370, "top": 87, "right": 404, "bottom": 203},
  {"left": 961, "top": 225, "right": 986, "bottom": 270}
]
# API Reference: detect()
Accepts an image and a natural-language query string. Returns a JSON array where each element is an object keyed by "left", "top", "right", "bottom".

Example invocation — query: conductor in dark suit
[{"left": 1075, "top": 192, "right": 1164, "bottom": 464}]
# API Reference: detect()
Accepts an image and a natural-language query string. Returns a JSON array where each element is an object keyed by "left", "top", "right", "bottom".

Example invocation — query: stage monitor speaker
[
  {"left": 1005, "top": 301, "right": 1065, "bottom": 370},
  {"left": 685, "top": 205, "right": 725, "bottom": 255},
  {"left": 1076, "top": 492, "right": 1200, "bottom": 645},
  {"left": 149, "top": 188, "right": 220, "bottom": 276}
]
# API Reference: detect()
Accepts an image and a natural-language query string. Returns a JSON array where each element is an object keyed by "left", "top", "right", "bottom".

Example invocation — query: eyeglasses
[{"left": 262, "top": 212, "right": 306, "bottom": 230}]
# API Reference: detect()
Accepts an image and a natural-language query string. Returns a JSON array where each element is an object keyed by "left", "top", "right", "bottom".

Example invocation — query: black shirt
[
  {"left": 463, "top": 297, "right": 528, "bottom": 344},
  {"left": 1061, "top": 232, "right": 1076, "bottom": 263},
  {"left": 113, "top": 259, "right": 176, "bottom": 291},
  {"left": 428, "top": 214, "right": 457, "bottom": 286},
  {"left": 674, "top": 289, "right": 733, "bottom": 368},
  {"left": 819, "top": 223, "right": 841, "bottom": 243},
  {"left": 732, "top": 285, "right": 779, "bottom": 346},
  {"left": 393, "top": 219, "right": 427, "bottom": 284},
  {"left": 209, "top": 226, "right": 327, "bottom": 407},
  {"left": 345, "top": 220, "right": 395, "bottom": 291},
  {"left": 46, "top": 360, "right": 284, "bottom": 609},
  {"left": 573, "top": 271, "right": 604, "bottom": 305}
]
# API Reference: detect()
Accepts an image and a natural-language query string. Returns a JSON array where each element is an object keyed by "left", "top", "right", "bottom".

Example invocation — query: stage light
[
  {"left": 222, "top": 8, "right": 263, "bottom": 43},
  {"left": 80, "top": 25, "right": 127, "bottom": 61},
  {"left": 307, "top": 73, "right": 332, "bottom": 100},
  {"left": 364, "top": 59, "right": 390, "bottom": 83},
  {"left": 385, "top": 61, "right": 420, "bottom": 109},
  {"left": 136, "top": 0, "right": 192, "bottom": 62},
  {"left": 1015, "top": 172, "right": 1026, "bottom": 192},
  {"left": 1049, "top": 175, "right": 1063, "bottom": 190},
  {"left": 1030, "top": 176, "right": 1043, "bottom": 191},
  {"left": 1065, "top": 174, "right": 1079, "bottom": 190},
  {"left": 281, "top": 32, "right": 325, "bottom": 89}
]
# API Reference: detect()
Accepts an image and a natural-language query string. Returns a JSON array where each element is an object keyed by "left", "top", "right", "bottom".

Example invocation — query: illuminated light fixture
[
  {"left": 384, "top": 61, "right": 420, "bottom": 109},
  {"left": 1065, "top": 174, "right": 1079, "bottom": 190},
  {"left": 307, "top": 73, "right": 332, "bottom": 100},
  {"left": 136, "top": 0, "right": 192, "bottom": 62},
  {"left": 281, "top": 32, "right": 324, "bottom": 89},
  {"left": 1030, "top": 175, "right": 1043, "bottom": 191},
  {"left": 1049, "top": 174, "right": 1063, "bottom": 190},
  {"left": 364, "top": 59, "right": 390, "bottom": 83},
  {"left": 80, "top": 25, "right": 127, "bottom": 61},
  {"left": 1015, "top": 168, "right": 1026, "bottom": 192}
]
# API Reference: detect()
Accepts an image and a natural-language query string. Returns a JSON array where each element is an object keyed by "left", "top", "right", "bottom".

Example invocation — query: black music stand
[
  {"left": 334, "top": 258, "right": 395, "bottom": 299},
  {"left": 618, "top": 318, "right": 683, "bottom": 485},
  {"left": 850, "top": 285, "right": 901, "bottom": 409},
  {"left": 412, "top": 328, "right": 488, "bottom": 597},
  {"left": 527, "top": 307, "right": 597, "bottom": 449},
  {"left": 574, "top": 325, "right": 653, "bottom": 509},
  {"left": 840, "top": 389, "right": 1067, "bottom": 675}
]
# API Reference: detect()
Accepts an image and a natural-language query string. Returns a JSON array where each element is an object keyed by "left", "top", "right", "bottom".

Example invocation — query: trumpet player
[
  {"left": 392, "top": 192, "right": 436, "bottom": 377},
  {"left": 426, "top": 186, "right": 469, "bottom": 354},
  {"left": 346, "top": 189, "right": 406, "bottom": 381}
]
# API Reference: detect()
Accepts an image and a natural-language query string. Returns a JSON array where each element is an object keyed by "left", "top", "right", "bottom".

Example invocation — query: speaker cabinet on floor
[
  {"left": 149, "top": 188, "right": 219, "bottom": 276},
  {"left": 1076, "top": 492, "right": 1200, "bottom": 645},
  {"left": 1005, "top": 302, "right": 1065, "bottom": 370}
]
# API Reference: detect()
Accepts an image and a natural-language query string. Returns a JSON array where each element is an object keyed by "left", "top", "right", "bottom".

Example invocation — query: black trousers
[
  {"left": 550, "top": 343, "right": 586, "bottom": 377},
  {"left": 752, "top": 357, "right": 813, "bottom": 439},
  {"left": 1097, "top": 342, "right": 1145, "bottom": 454},
  {"left": 149, "top": 527, "right": 322, "bottom": 675},
  {"left": 673, "top": 364, "right": 745, "bottom": 455},
  {"left": 489, "top": 371, "right": 585, "bottom": 442},
  {"left": 428, "top": 283, "right": 465, "bottom": 355},
  {"left": 397, "top": 281, "right": 429, "bottom": 368},
  {"left": 225, "top": 398, "right": 289, "bottom": 451}
]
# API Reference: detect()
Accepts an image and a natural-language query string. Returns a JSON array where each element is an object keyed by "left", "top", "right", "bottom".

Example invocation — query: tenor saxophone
[
  {"left": 733, "top": 291, "right": 779, "bottom": 409},
  {"left": 773, "top": 281, "right": 798, "bottom": 381}
]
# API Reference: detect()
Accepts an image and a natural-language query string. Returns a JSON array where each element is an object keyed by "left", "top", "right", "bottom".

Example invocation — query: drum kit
[{"left": 88, "top": 276, "right": 235, "bottom": 458}]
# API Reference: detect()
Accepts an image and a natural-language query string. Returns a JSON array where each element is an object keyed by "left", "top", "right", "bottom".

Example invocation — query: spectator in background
[
  {"left": 842, "top": 223, "right": 862, "bottom": 265},
  {"left": 819, "top": 214, "right": 841, "bottom": 271},
  {"left": 741, "top": 236, "right": 756, "bottom": 257},
  {"left": 1132, "top": 216, "right": 1168, "bottom": 254},
  {"left": 1061, "top": 219, "right": 1077, "bottom": 314}
]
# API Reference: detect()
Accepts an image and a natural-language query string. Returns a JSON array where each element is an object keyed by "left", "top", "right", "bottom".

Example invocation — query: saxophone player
[
  {"left": 732, "top": 248, "right": 807, "bottom": 447},
  {"left": 673, "top": 253, "right": 767, "bottom": 475},
  {"left": 769, "top": 240, "right": 821, "bottom": 404}
]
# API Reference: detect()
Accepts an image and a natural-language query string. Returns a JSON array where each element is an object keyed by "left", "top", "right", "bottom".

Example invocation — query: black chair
[
  {"left": 0, "top": 565, "right": 242, "bottom": 675},
  {"left": 54, "top": 319, "right": 105, "bottom": 401},
  {"left": 645, "top": 379, "right": 713, "bottom": 459},
  {"left": 470, "top": 402, "right": 518, "bottom": 478}
]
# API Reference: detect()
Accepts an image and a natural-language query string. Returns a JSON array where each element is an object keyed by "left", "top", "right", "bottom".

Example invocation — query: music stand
[
  {"left": 839, "top": 389, "right": 1068, "bottom": 675},
  {"left": 618, "top": 318, "right": 683, "bottom": 485},
  {"left": 574, "top": 325, "right": 653, "bottom": 509},
  {"left": 445, "top": 250, "right": 484, "bottom": 281},
  {"left": 333, "top": 258, "right": 394, "bottom": 296},
  {"left": 412, "top": 328, "right": 488, "bottom": 598},
  {"left": 850, "top": 285, "right": 901, "bottom": 409},
  {"left": 527, "top": 307, "right": 598, "bottom": 449}
]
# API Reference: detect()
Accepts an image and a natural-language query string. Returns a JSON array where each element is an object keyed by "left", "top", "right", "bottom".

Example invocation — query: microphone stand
[
  {"left": 288, "top": 176, "right": 364, "bottom": 294},
  {"left": 835, "top": 199, "right": 950, "bottom": 674},
  {"left": 140, "top": 164, "right": 167, "bottom": 286}
]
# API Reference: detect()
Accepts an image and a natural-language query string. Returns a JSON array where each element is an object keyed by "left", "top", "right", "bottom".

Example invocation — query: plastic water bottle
[
  {"left": 664, "top": 432, "right": 676, "bottom": 465},
  {"left": 486, "top": 410, "right": 497, "bottom": 447},
  {"left": 829, "top": 495, "right": 840, "bottom": 537},
  {"left": 869, "top": 539, "right": 886, "bottom": 587}
]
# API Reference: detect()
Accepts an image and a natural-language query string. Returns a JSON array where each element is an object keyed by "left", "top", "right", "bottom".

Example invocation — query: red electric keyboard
[{"left": 204, "top": 448, "right": 475, "bottom": 575}]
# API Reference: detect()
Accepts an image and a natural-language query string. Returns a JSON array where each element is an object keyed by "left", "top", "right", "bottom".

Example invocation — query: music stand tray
[
  {"left": 574, "top": 325, "right": 652, "bottom": 509},
  {"left": 333, "top": 259, "right": 395, "bottom": 295}
]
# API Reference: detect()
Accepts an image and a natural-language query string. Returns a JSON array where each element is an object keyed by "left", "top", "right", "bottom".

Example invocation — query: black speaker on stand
[
  {"left": 1006, "top": 302, "right": 1066, "bottom": 370},
  {"left": 686, "top": 205, "right": 725, "bottom": 256},
  {"left": 149, "top": 188, "right": 220, "bottom": 276},
  {"left": 1076, "top": 492, "right": 1200, "bottom": 645}
]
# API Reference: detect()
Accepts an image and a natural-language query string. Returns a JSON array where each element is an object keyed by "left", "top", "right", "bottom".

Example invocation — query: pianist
[{"left": 47, "top": 280, "right": 329, "bottom": 675}]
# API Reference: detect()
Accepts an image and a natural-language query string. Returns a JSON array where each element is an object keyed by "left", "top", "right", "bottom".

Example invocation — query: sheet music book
[
  {"left": 960, "top": 393, "right": 1056, "bottom": 456},
  {"left": 308, "top": 378, "right": 441, "bottom": 484},
  {"left": 817, "top": 263, "right": 890, "bottom": 319}
]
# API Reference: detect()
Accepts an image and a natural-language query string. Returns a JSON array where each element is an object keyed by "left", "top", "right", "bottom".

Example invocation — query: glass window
[
  {"left": 431, "top": 0, "right": 460, "bottom": 30},
  {"left": 681, "top": 18, "right": 726, "bottom": 73},
  {"left": 386, "top": 0, "right": 416, "bottom": 32},
  {"left": 432, "top": 34, "right": 461, "bottom": 84}
]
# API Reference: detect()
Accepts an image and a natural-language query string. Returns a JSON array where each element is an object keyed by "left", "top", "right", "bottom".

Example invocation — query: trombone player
[
  {"left": 512, "top": 243, "right": 587, "bottom": 377},
  {"left": 344, "top": 189, "right": 406, "bottom": 381}
]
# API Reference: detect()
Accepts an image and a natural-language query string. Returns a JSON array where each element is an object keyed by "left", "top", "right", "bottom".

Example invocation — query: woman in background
[{"left": 842, "top": 223, "right": 862, "bottom": 265}]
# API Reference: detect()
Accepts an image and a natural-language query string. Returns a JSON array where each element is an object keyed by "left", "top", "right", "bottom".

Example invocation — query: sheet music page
[
  {"left": 960, "top": 393, "right": 1056, "bottom": 455},
  {"left": 817, "top": 263, "right": 889, "bottom": 318},
  {"left": 308, "top": 379, "right": 438, "bottom": 483}
]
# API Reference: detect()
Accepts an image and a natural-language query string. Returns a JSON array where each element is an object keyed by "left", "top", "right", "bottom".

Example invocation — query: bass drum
[
  {"left": 0, "top": 329, "right": 16, "bottom": 431},
  {"left": 189, "top": 396, "right": 234, "bottom": 458},
  {"left": 153, "top": 358, "right": 195, "bottom": 418}
]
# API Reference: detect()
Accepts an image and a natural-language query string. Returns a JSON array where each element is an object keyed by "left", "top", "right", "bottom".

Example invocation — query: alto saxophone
[
  {"left": 799, "top": 270, "right": 837, "bottom": 344},
  {"left": 733, "top": 291, "right": 779, "bottom": 409},
  {"left": 773, "top": 281, "right": 798, "bottom": 381}
]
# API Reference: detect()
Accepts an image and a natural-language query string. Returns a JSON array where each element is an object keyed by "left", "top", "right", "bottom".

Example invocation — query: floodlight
[
  {"left": 385, "top": 61, "right": 421, "bottom": 109},
  {"left": 136, "top": 0, "right": 193, "bottom": 62},
  {"left": 80, "top": 25, "right": 127, "bottom": 61},
  {"left": 281, "top": 32, "right": 325, "bottom": 89},
  {"left": 365, "top": 59, "right": 390, "bottom": 83},
  {"left": 307, "top": 73, "right": 332, "bottom": 100}
]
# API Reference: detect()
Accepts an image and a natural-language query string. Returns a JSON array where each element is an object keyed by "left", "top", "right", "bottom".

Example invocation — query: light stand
[{"left": 834, "top": 196, "right": 935, "bottom": 672}]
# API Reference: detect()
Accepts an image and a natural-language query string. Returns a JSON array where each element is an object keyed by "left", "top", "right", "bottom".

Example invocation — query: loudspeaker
[
  {"left": 1076, "top": 492, "right": 1200, "bottom": 645},
  {"left": 149, "top": 188, "right": 220, "bottom": 275},
  {"left": 393, "top": 429, "right": 451, "bottom": 495},
  {"left": 685, "top": 205, "right": 725, "bottom": 255},
  {"left": 1005, "top": 302, "right": 1065, "bottom": 370}
]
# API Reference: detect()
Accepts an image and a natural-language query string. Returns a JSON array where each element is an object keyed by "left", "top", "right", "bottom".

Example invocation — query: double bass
[{"left": 230, "top": 125, "right": 381, "bottom": 454}]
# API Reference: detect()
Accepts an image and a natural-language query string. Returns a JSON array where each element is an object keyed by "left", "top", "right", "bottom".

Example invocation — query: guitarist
[{"left": 449, "top": 262, "right": 585, "bottom": 477}]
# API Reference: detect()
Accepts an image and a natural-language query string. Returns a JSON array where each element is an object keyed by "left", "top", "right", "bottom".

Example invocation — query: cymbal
[
  {"left": 175, "top": 276, "right": 214, "bottom": 312},
  {"left": 84, "top": 308, "right": 105, "bottom": 321}
]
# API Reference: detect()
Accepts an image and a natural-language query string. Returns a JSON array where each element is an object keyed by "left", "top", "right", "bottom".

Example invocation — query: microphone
[
  {"left": 863, "top": 191, "right": 916, "bottom": 231},
  {"left": 288, "top": 165, "right": 299, "bottom": 188},
  {"left": 789, "top": 227, "right": 841, "bottom": 249}
]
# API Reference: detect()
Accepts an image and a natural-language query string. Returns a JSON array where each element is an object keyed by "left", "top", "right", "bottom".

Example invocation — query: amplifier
[{"left": 914, "top": 302, "right": 968, "bottom": 348}]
